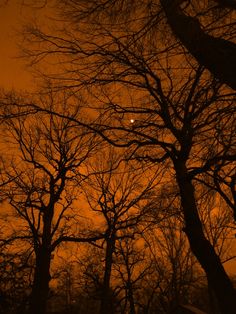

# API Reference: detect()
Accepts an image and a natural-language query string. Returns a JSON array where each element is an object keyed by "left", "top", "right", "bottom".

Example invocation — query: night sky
[
  {"left": 0, "top": 0, "right": 236, "bottom": 313},
  {"left": 0, "top": 1, "right": 46, "bottom": 90},
  {"left": 1, "top": 2, "right": 235, "bottom": 274}
]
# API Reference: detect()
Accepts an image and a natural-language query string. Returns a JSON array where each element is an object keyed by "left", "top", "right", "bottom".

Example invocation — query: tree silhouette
[
  {"left": 160, "top": 0, "right": 236, "bottom": 90},
  {"left": 0, "top": 93, "right": 103, "bottom": 314},
  {"left": 82, "top": 150, "right": 158, "bottom": 314},
  {"left": 2, "top": 1, "right": 236, "bottom": 312},
  {"left": 17, "top": 27, "right": 236, "bottom": 311}
]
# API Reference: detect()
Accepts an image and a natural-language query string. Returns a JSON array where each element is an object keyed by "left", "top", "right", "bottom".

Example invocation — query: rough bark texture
[
  {"left": 174, "top": 161, "right": 236, "bottom": 314},
  {"left": 160, "top": 0, "right": 236, "bottom": 90}
]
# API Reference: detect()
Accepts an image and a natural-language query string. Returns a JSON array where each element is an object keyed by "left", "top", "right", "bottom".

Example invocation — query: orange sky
[
  {"left": 1, "top": 1, "right": 236, "bottom": 277},
  {"left": 0, "top": 1, "right": 48, "bottom": 91}
]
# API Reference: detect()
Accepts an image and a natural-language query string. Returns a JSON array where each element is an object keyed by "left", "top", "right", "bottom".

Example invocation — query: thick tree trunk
[
  {"left": 174, "top": 161, "right": 236, "bottom": 314},
  {"left": 127, "top": 280, "right": 136, "bottom": 314},
  {"left": 100, "top": 234, "right": 116, "bottom": 314},
  {"left": 28, "top": 247, "right": 51, "bottom": 314},
  {"left": 28, "top": 208, "right": 53, "bottom": 314},
  {"left": 160, "top": 0, "right": 236, "bottom": 90}
]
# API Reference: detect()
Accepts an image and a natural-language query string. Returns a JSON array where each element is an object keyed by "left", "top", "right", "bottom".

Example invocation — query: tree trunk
[
  {"left": 160, "top": 0, "right": 236, "bottom": 90},
  {"left": 28, "top": 207, "right": 53, "bottom": 314},
  {"left": 100, "top": 234, "right": 116, "bottom": 314},
  {"left": 174, "top": 161, "right": 236, "bottom": 314},
  {"left": 127, "top": 280, "right": 136, "bottom": 314},
  {"left": 28, "top": 246, "right": 51, "bottom": 314}
]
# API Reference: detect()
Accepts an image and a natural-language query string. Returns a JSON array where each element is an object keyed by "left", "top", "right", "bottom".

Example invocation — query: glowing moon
[{"left": 130, "top": 119, "right": 135, "bottom": 123}]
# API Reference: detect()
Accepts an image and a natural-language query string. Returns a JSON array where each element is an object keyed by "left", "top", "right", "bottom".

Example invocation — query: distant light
[{"left": 130, "top": 119, "right": 135, "bottom": 123}]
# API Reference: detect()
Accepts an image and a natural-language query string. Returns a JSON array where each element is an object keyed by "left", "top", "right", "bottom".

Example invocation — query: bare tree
[
  {"left": 160, "top": 0, "right": 236, "bottom": 90},
  {"left": 112, "top": 236, "right": 156, "bottom": 314},
  {"left": 8, "top": 1, "right": 236, "bottom": 312},
  {"left": 0, "top": 93, "right": 103, "bottom": 314},
  {"left": 82, "top": 150, "right": 158, "bottom": 314},
  {"left": 20, "top": 0, "right": 236, "bottom": 90},
  {"left": 28, "top": 71, "right": 235, "bottom": 313}
]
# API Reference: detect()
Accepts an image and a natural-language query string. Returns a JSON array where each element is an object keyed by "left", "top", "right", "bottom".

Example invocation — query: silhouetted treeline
[{"left": 0, "top": 1, "right": 236, "bottom": 313}]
